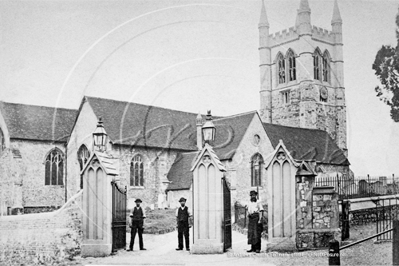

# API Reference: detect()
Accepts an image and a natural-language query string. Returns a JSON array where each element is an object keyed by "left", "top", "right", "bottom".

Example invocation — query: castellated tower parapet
[
  {"left": 267, "top": 26, "right": 336, "bottom": 48},
  {"left": 258, "top": 0, "right": 347, "bottom": 154}
]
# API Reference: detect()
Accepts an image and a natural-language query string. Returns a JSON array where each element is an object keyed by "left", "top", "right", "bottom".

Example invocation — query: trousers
[
  {"left": 177, "top": 221, "right": 190, "bottom": 249},
  {"left": 130, "top": 220, "right": 144, "bottom": 250},
  {"left": 247, "top": 213, "right": 263, "bottom": 251}
]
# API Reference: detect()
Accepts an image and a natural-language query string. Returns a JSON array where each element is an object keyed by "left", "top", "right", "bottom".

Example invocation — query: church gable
[
  {"left": 166, "top": 111, "right": 268, "bottom": 192},
  {"left": 212, "top": 111, "right": 260, "bottom": 160}
]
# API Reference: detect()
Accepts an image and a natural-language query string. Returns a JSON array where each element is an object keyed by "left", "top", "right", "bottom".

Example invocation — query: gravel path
[
  {"left": 72, "top": 230, "right": 275, "bottom": 266},
  {"left": 67, "top": 225, "right": 392, "bottom": 266}
]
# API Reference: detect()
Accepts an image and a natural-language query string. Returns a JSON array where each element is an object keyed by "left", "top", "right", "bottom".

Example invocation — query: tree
[{"left": 372, "top": 11, "right": 399, "bottom": 122}]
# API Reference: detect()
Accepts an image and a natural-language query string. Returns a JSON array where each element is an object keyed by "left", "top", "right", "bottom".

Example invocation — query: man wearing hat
[
  {"left": 175, "top": 197, "right": 192, "bottom": 251},
  {"left": 128, "top": 198, "right": 146, "bottom": 251},
  {"left": 246, "top": 190, "right": 264, "bottom": 253}
]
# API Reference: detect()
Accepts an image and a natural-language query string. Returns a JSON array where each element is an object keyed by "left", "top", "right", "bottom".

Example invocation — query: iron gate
[
  {"left": 111, "top": 181, "right": 127, "bottom": 251},
  {"left": 223, "top": 177, "right": 232, "bottom": 251},
  {"left": 376, "top": 197, "right": 399, "bottom": 240}
]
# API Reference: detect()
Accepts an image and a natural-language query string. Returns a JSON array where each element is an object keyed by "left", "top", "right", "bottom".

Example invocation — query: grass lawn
[{"left": 126, "top": 208, "right": 177, "bottom": 234}]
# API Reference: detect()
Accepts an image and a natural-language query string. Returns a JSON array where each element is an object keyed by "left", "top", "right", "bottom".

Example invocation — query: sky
[{"left": 0, "top": 0, "right": 398, "bottom": 176}]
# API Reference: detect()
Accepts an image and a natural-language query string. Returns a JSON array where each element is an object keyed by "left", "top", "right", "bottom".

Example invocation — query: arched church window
[
  {"left": 130, "top": 155, "right": 144, "bottom": 187},
  {"left": 313, "top": 50, "right": 322, "bottom": 81},
  {"left": 77, "top": 145, "right": 90, "bottom": 189},
  {"left": 322, "top": 51, "right": 331, "bottom": 83},
  {"left": 251, "top": 153, "right": 264, "bottom": 187},
  {"left": 287, "top": 50, "right": 296, "bottom": 82},
  {"left": 45, "top": 148, "right": 64, "bottom": 186},
  {"left": 277, "top": 53, "right": 286, "bottom": 84}
]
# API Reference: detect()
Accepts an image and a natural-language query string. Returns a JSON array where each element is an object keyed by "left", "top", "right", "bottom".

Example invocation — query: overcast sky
[{"left": 1, "top": 0, "right": 398, "bottom": 176}]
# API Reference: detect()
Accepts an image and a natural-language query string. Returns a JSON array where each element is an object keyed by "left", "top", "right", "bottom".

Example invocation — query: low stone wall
[
  {"left": 0, "top": 190, "right": 83, "bottom": 265},
  {"left": 23, "top": 206, "right": 61, "bottom": 214},
  {"left": 296, "top": 228, "right": 341, "bottom": 250}
]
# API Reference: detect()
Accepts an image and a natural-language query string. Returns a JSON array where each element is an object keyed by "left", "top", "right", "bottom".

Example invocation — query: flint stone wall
[{"left": 0, "top": 190, "right": 83, "bottom": 265}]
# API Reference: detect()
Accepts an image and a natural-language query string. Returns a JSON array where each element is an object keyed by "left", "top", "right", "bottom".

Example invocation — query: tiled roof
[
  {"left": 0, "top": 102, "right": 78, "bottom": 142},
  {"left": 166, "top": 112, "right": 257, "bottom": 191},
  {"left": 213, "top": 112, "right": 257, "bottom": 160},
  {"left": 263, "top": 123, "right": 349, "bottom": 165},
  {"left": 167, "top": 152, "right": 199, "bottom": 191},
  {"left": 85, "top": 97, "right": 199, "bottom": 151},
  {"left": 80, "top": 151, "right": 118, "bottom": 176},
  {"left": 85, "top": 97, "right": 255, "bottom": 157}
]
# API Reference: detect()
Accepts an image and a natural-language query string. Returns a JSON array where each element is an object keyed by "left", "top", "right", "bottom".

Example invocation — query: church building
[{"left": 0, "top": 0, "right": 350, "bottom": 215}]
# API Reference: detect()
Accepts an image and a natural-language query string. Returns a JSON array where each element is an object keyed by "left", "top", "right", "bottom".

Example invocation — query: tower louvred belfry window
[
  {"left": 287, "top": 50, "right": 296, "bottom": 81},
  {"left": 313, "top": 50, "right": 322, "bottom": 81},
  {"left": 45, "top": 149, "right": 64, "bottom": 186},
  {"left": 277, "top": 53, "right": 286, "bottom": 84},
  {"left": 313, "top": 49, "right": 331, "bottom": 83},
  {"left": 322, "top": 51, "right": 331, "bottom": 83}
]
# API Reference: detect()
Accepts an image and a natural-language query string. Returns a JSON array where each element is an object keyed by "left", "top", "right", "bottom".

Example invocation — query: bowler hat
[
  {"left": 179, "top": 197, "right": 187, "bottom": 202},
  {"left": 250, "top": 190, "right": 258, "bottom": 196},
  {"left": 135, "top": 198, "right": 142, "bottom": 203}
]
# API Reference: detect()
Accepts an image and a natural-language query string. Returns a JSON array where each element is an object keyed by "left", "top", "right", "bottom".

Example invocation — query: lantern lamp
[
  {"left": 202, "top": 110, "right": 216, "bottom": 145},
  {"left": 93, "top": 117, "right": 107, "bottom": 151}
]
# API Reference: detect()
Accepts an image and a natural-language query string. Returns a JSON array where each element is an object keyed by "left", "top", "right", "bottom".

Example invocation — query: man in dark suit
[
  {"left": 175, "top": 197, "right": 191, "bottom": 251},
  {"left": 127, "top": 198, "right": 146, "bottom": 251},
  {"left": 246, "top": 191, "right": 264, "bottom": 253}
]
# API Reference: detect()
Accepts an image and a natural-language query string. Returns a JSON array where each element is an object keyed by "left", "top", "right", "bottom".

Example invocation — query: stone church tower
[{"left": 259, "top": 0, "right": 347, "bottom": 154}]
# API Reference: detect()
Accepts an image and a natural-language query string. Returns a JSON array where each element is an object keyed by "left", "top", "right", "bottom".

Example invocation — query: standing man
[
  {"left": 175, "top": 197, "right": 192, "bottom": 251},
  {"left": 128, "top": 198, "right": 146, "bottom": 251},
  {"left": 246, "top": 190, "right": 264, "bottom": 253}
]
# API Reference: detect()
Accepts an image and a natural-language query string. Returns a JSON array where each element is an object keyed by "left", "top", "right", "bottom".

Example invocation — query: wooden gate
[
  {"left": 111, "top": 181, "right": 127, "bottom": 251},
  {"left": 222, "top": 177, "right": 232, "bottom": 251},
  {"left": 341, "top": 200, "right": 350, "bottom": 241}
]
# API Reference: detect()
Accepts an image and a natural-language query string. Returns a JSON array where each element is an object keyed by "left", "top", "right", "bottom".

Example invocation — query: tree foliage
[{"left": 372, "top": 11, "right": 399, "bottom": 122}]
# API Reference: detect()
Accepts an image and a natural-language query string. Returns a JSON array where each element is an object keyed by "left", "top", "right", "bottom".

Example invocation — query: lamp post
[
  {"left": 192, "top": 109, "right": 227, "bottom": 254},
  {"left": 202, "top": 110, "right": 216, "bottom": 146},
  {"left": 93, "top": 117, "right": 107, "bottom": 152}
]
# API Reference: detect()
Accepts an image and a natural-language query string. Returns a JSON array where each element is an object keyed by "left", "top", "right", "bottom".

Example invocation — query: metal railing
[
  {"left": 376, "top": 197, "right": 399, "bottom": 240},
  {"left": 315, "top": 174, "right": 399, "bottom": 199}
]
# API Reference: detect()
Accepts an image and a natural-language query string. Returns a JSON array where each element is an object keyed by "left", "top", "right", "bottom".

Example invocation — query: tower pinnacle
[
  {"left": 296, "top": 0, "right": 312, "bottom": 34},
  {"left": 259, "top": 0, "right": 269, "bottom": 28},
  {"left": 331, "top": 0, "right": 342, "bottom": 24},
  {"left": 299, "top": 0, "right": 310, "bottom": 11}
]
